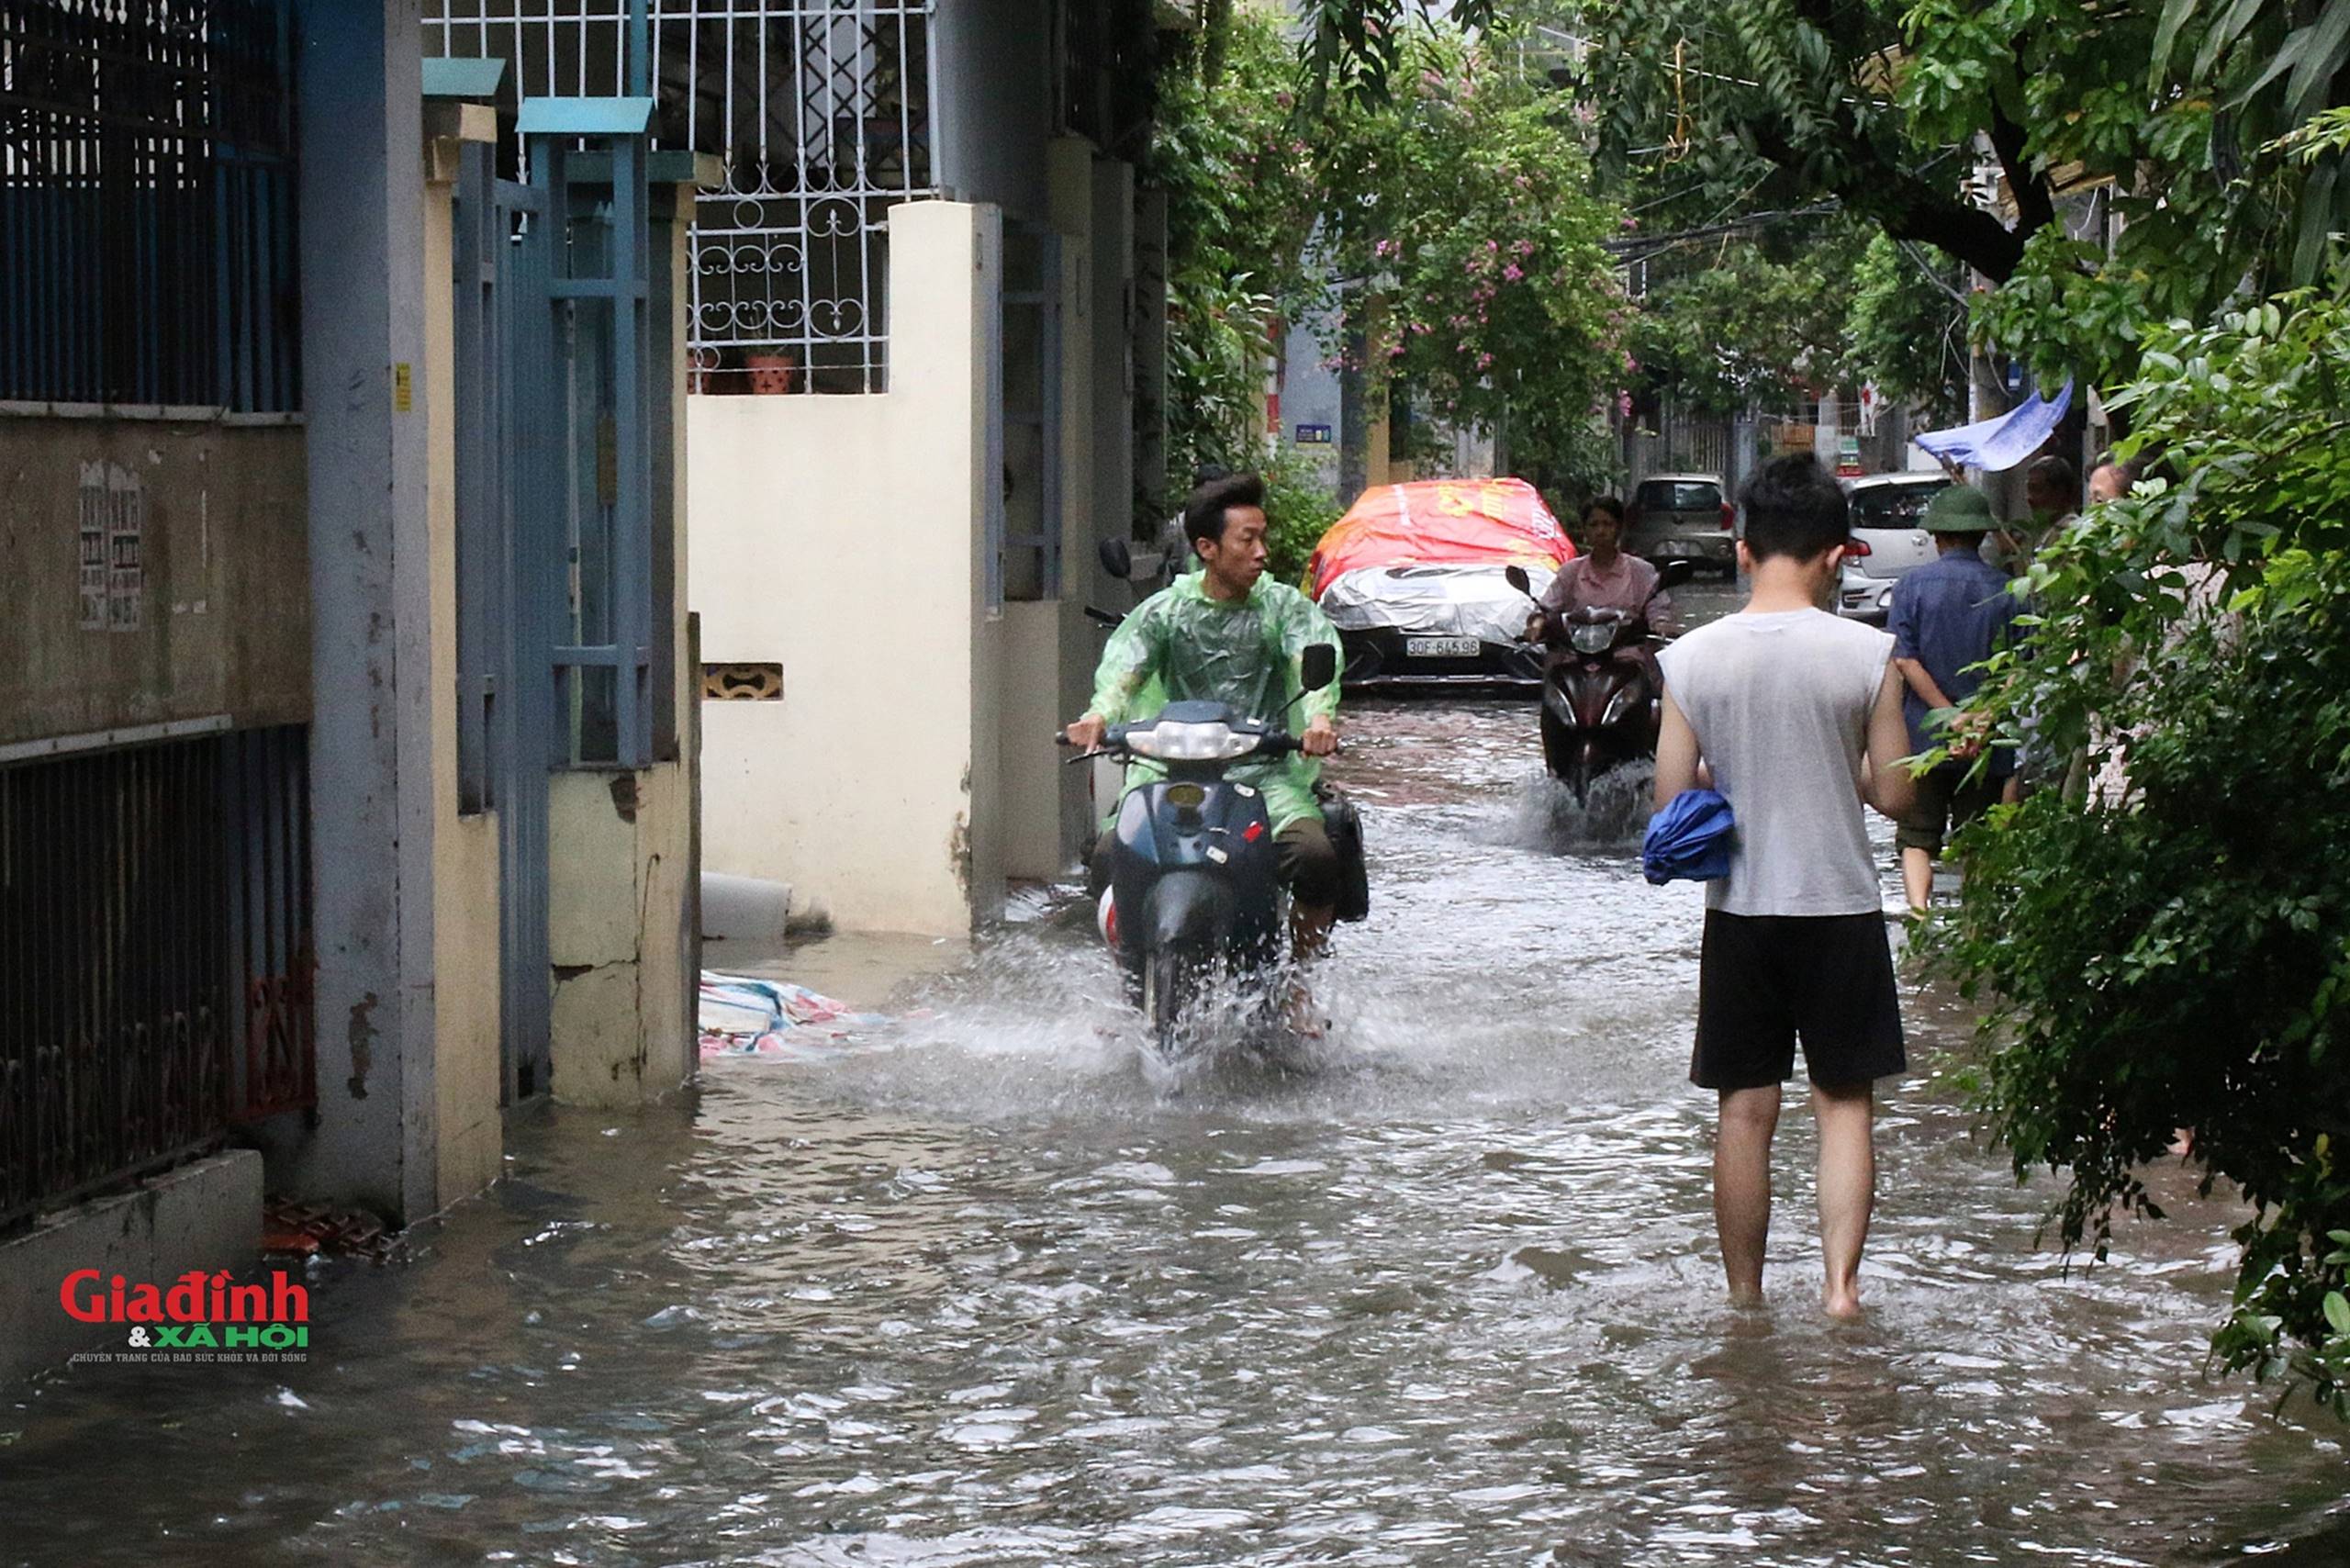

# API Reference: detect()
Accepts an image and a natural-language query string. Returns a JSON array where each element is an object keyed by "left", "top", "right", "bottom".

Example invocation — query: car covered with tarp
[{"left": 1304, "top": 477, "right": 1574, "bottom": 689}]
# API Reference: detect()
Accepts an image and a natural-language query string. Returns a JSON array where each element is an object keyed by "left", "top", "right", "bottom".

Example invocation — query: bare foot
[
  {"left": 1281, "top": 980, "right": 1327, "bottom": 1039},
  {"left": 1823, "top": 1287, "right": 1864, "bottom": 1321}
]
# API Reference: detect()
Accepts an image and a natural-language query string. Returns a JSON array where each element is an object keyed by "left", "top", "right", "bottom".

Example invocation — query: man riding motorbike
[
  {"left": 1517, "top": 495, "right": 1686, "bottom": 799},
  {"left": 1064, "top": 473, "right": 1344, "bottom": 1022},
  {"left": 1523, "top": 496, "right": 1684, "bottom": 648}
]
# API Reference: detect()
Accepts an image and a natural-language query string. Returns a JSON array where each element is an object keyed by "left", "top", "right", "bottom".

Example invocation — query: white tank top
[{"left": 1655, "top": 610, "right": 1894, "bottom": 917}]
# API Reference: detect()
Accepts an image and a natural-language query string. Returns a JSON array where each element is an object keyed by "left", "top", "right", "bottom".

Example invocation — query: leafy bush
[
  {"left": 1152, "top": 12, "right": 1321, "bottom": 526},
  {"left": 1262, "top": 447, "right": 1345, "bottom": 587},
  {"left": 1933, "top": 275, "right": 2350, "bottom": 1412}
]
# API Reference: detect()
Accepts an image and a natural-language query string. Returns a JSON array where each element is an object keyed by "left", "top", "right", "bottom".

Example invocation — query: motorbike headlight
[
  {"left": 1126, "top": 721, "right": 1256, "bottom": 762},
  {"left": 1570, "top": 622, "right": 1617, "bottom": 655}
]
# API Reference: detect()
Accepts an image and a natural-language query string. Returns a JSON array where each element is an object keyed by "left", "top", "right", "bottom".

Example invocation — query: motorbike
[
  {"left": 1058, "top": 639, "right": 1341, "bottom": 1055},
  {"left": 1505, "top": 560, "right": 1693, "bottom": 802}
]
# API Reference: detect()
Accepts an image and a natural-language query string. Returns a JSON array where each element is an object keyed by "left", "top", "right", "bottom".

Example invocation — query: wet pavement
[{"left": 7, "top": 673, "right": 2350, "bottom": 1564}]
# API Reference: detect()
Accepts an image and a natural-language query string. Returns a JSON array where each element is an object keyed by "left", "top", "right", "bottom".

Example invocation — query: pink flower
[
  {"left": 1503, "top": 264, "right": 1524, "bottom": 282},
  {"left": 1515, "top": 239, "right": 1536, "bottom": 257},
  {"left": 1620, "top": 216, "right": 1639, "bottom": 232},
  {"left": 1478, "top": 352, "right": 1494, "bottom": 370},
  {"left": 1617, "top": 390, "right": 1634, "bottom": 419},
  {"left": 1624, "top": 353, "right": 1640, "bottom": 374},
  {"left": 1485, "top": 239, "right": 1501, "bottom": 253}
]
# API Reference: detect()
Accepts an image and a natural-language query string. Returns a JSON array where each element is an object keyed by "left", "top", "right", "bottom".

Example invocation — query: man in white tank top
[{"left": 1653, "top": 456, "right": 1917, "bottom": 1320}]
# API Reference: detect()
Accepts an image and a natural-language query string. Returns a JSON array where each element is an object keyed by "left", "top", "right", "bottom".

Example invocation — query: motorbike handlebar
[{"left": 1054, "top": 724, "right": 1305, "bottom": 759}]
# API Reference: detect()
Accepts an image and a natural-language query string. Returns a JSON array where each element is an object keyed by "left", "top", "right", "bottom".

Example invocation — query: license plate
[{"left": 1406, "top": 636, "right": 1482, "bottom": 658}]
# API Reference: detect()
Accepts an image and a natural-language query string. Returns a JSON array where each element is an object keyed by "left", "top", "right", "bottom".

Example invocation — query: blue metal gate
[
  {"left": 449, "top": 130, "right": 557, "bottom": 1103},
  {"left": 447, "top": 75, "right": 663, "bottom": 1104}
]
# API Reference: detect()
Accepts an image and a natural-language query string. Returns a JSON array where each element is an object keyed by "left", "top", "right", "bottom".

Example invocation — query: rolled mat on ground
[{"left": 698, "top": 973, "right": 885, "bottom": 1058}]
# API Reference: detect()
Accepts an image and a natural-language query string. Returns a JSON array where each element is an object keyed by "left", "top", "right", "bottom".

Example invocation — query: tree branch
[
  {"left": 1986, "top": 68, "right": 2057, "bottom": 241},
  {"left": 1745, "top": 117, "right": 2032, "bottom": 279}
]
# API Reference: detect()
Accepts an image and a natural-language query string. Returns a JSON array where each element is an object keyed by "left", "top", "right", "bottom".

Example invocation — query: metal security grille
[
  {"left": 422, "top": 0, "right": 935, "bottom": 394},
  {"left": 222, "top": 726, "right": 313, "bottom": 1123},
  {"left": 0, "top": 727, "right": 312, "bottom": 1233},
  {"left": 0, "top": 0, "right": 299, "bottom": 409}
]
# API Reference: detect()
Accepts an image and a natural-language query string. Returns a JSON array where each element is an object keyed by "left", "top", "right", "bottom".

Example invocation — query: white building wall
[{"left": 689, "top": 201, "right": 1004, "bottom": 935}]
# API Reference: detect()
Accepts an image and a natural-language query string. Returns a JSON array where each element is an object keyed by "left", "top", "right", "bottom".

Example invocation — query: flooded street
[{"left": 6, "top": 686, "right": 2349, "bottom": 1565}]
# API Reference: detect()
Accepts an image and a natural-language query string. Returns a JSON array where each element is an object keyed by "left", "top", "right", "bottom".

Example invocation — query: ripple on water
[{"left": 0, "top": 697, "right": 2343, "bottom": 1566}]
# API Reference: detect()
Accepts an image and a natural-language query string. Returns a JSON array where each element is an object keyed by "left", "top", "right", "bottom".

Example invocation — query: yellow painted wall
[
  {"left": 545, "top": 761, "right": 693, "bottom": 1107},
  {"left": 421, "top": 130, "right": 503, "bottom": 1205}
]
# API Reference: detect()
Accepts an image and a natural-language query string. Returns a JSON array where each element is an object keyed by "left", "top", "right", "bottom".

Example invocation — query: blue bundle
[{"left": 1642, "top": 789, "right": 1736, "bottom": 885}]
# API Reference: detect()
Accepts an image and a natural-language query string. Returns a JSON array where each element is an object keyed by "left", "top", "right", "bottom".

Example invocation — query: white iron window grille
[{"left": 423, "top": 0, "right": 935, "bottom": 394}]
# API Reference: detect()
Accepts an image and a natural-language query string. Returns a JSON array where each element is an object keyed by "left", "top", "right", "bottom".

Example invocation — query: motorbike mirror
[
  {"left": 1504, "top": 565, "right": 1533, "bottom": 598},
  {"left": 1658, "top": 558, "right": 1695, "bottom": 589},
  {"left": 1098, "top": 537, "right": 1133, "bottom": 580},
  {"left": 1301, "top": 643, "right": 1338, "bottom": 692}
]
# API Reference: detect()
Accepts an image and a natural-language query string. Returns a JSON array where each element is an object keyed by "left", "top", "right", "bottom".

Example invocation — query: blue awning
[{"left": 1914, "top": 380, "right": 2074, "bottom": 472}]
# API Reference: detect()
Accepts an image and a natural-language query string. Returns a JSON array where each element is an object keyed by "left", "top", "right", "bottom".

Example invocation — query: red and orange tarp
[{"left": 1304, "top": 477, "right": 1575, "bottom": 600}]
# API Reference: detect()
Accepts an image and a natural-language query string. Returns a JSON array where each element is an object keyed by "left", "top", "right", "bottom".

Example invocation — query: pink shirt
[{"left": 1538, "top": 552, "right": 1682, "bottom": 636}]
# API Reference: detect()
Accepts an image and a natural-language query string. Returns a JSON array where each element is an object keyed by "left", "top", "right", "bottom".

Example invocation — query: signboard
[
  {"left": 1295, "top": 423, "right": 1333, "bottom": 445},
  {"left": 78, "top": 461, "right": 142, "bottom": 633}
]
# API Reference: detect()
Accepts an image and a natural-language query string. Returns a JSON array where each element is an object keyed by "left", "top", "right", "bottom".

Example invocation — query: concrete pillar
[
  {"left": 1089, "top": 157, "right": 1136, "bottom": 610},
  {"left": 291, "top": 0, "right": 438, "bottom": 1224},
  {"left": 1132, "top": 185, "right": 1169, "bottom": 534}
]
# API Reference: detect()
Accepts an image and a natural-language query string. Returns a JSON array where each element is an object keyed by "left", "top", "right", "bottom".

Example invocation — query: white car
[{"left": 1835, "top": 473, "right": 1950, "bottom": 624}]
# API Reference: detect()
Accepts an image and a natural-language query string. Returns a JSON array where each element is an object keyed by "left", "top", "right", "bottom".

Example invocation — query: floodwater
[{"left": 6, "top": 688, "right": 2350, "bottom": 1564}]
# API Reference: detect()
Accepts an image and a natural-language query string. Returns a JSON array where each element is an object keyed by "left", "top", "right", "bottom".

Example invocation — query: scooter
[
  {"left": 1058, "top": 642, "right": 1340, "bottom": 1055},
  {"left": 1505, "top": 560, "right": 1692, "bottom": 803}
]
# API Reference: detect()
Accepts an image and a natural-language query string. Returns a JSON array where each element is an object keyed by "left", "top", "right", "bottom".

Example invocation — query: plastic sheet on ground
[{"left": 698, "top": 972, "right": 886, "bottom": 1059}]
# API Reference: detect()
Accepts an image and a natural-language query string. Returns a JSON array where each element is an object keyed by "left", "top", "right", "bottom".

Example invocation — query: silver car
[
  {"left": 1835, "top": 472, "right": 1950, "bottom": 624},
  {"left": 1627, "top": 473, "right": 1737, "bottom": 578}
]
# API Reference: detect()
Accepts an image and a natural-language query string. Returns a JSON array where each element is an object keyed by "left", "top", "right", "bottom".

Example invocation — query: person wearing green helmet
[{"left": 1888, "top": 485, "right": 2030, "bottom": 913}]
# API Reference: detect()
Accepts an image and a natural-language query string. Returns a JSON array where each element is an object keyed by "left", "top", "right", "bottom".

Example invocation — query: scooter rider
[
  {"left": 1524, "top": 496, "right": 1684, "bottom": 647},
  {"left": 1064, "top": 472, "right": 1345, "bottom": 969}
]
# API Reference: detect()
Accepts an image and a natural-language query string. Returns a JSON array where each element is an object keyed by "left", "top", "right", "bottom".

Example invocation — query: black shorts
[
  {"left": 1692, "top": 910, "right": 1905, "bottom": 1091},
  {"left": 1896, "top": 762, "right": 2003, "bottom": 857}
]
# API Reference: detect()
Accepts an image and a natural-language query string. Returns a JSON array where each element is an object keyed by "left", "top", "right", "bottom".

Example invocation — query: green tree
[
  {"left": 1930, "top": 275, "right": 2350, "bottom": 1410},
  {"left": 1310, "top": 20, "right": 1628, "bottom": 490},
  {"left": 1152, "top": 10, "right": 1325, "bottom": 517},
  {"left": 1844, "top": 232, "right": 1969, "bottom": 423},
  {"left": 1628, "top": 227, "right": 1864, "bottom": 416}
]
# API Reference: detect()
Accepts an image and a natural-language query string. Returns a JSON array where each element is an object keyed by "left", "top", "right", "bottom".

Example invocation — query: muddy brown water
[{"left": 4, "top": 686, "right": 2347, "bottom": 1565}]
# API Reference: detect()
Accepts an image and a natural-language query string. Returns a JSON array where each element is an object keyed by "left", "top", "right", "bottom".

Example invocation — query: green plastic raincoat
[{"left": 1089, "top": 572, "right": 1343, "bottom": 833}]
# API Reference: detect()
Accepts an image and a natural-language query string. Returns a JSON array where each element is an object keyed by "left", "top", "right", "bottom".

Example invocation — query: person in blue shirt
[{"left": 1887, "top": 486, "right": 2027, "bottom": 913}]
